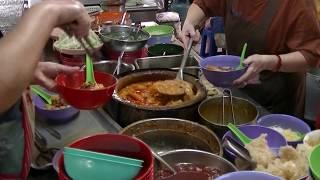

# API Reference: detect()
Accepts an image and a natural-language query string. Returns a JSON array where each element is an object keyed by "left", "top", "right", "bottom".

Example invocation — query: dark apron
[{"left": 225, "top": 0, "right": 305, "bottom": 117}]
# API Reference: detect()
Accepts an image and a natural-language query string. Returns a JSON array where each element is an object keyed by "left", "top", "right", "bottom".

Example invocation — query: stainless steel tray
[{"left": 134, "top": 55, "right": 199, "bottom": 76}]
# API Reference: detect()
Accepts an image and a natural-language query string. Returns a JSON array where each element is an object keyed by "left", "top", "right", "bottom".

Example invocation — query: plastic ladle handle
[
  {"left": 237, "top": 43, "right": 247, "bottom": 70},
  {"left": 227, "top": 123, "right": 252, "bottom": 144},
  {"left": 31, "top": 85, "right": 52, "bottom": 105},
  {"left": 85, "top": 54, "right": 96, "bottom": 85}
]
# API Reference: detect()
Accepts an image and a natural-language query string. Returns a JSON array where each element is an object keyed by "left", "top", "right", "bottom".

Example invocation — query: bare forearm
[
  {"left": 185, "top": 4, "right": 206, "bottom": 26},
  {"left": 265, "top": 51, "right": 309, "bottom": 72},
  {"left": 0, "top": 4, "right": 57, "bottom": 112}
]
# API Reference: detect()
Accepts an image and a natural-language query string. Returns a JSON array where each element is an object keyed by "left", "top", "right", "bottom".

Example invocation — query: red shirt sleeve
[
  {"left": 285, "top": 0, "right": 320, "bottom": 67},
  {"left": 193, "top": 0, "right": 226, "bottom": 17}
]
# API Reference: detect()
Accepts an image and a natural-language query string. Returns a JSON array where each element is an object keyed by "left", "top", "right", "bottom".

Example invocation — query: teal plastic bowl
[{"left": 64, "top": 148, "right": 143, "bottom": 180}]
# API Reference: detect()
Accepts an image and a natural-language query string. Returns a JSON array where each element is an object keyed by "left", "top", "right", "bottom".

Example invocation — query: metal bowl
[
  {"left": 82, "top": 60, "right": 135, "bottom": 75},
  {"left": 99, "top": 25, "right": 150, "bottom": 52},
  {"left": 106, "top": 69, "right": 207, "bottom": 126},
  {"left": 154, "top": 149, "right": 237, "bottom": 178},
  {"left": 198, "top": 96, "right": 258, "bottom": 138},
  {"left": 120, "top": 118, "right": 222, "bottom": 155}
]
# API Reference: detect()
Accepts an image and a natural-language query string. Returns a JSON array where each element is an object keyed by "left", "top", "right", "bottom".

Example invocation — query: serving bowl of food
[
  {"left": 215, "top": 171, "right": 282, "bottom": 180},
  {"left": 120, "top": 118, "right": 222, "bottom": 155},
  {"left": 57, "top": 133, "right": 154, "bottom": 180},
  {"left": 99, "top": 25, "right": 150, "bottom": 52},
  {"left": 106, "top": 69, "right": 207, "bottom": 126},
  {"left": 55, "top": 71, "right": 117, "bottom": 109},
  {"left": 32, "top": 91, "right": 79, "bottom": 123},
  {"left": 53, "top": 30, "right": 103, "bottom": 55},
  {"left": 154, "top": 149, "right": 237, "bottom": 180},
  {"left": 200, "top": 55, "right": 246, "bottom": 87},
  {"left": 304, "top": 129, "right": 320, "bottom": 147},
  {"left": 222, "top": 125, "right": 287, "bottom": 161},
  {"left": 147, "top": 44, "right": 184, "bottom": 57},
  {"left": 257, "top": 114, "right": 311, "bottom": 146},
  {"left": 198, "top": 96, "right": 258, "bottom": 137}
]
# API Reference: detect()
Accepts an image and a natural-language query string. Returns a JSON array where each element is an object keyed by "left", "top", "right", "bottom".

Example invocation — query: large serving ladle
[{"left": 153, "top": 39, "right": 194, "bottom": 96}]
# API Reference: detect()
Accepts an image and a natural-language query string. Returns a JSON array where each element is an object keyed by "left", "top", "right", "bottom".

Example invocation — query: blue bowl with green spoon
[{"left": 31, "top": 85, "right": 79, "bottom": 123}]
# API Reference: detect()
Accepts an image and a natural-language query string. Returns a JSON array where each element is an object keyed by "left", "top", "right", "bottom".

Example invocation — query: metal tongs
[{"left": 221, "top": 89, "right": 236, "bottom": 125}]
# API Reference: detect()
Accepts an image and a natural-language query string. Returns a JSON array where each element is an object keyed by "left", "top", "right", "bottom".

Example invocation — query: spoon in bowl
[
  {"left": 83, "top": 54, "right": 97, "bottom": 87},
  {"left": 236, "top": 43, "right": 247, "bottom": 70},
  {"left": 31, "top": 85, "right": 53, "bottom": 105}
]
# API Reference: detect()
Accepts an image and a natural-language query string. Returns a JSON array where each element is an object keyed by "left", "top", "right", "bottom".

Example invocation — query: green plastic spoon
[
  {"left": 227, "top": 123, "right": 252, "bottom": 144},
  {"left": 31, "top": 85, "right": 52, "bottom": 105},
  {"left": 236, "top": 43, "right": 247, "bottom": 70},
  {"left": 85, "top": 54, "right": 96, "bottom": 86}
]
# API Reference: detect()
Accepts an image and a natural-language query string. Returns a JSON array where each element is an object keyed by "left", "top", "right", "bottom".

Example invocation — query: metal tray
[{"left": 134, "top": 55, "right": 200, "bottom": 76}]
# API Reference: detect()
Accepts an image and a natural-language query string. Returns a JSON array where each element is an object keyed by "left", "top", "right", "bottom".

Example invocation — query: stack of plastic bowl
[
  {"left": 55, "top": 71, "right": 117, "bottom": 110},
  {"left": 63, "top": 147, "right": 143, "bottom": 180},
  {"left": 257, "top": 114, "right": 311, "bottom": 146},
  {"left": 58, "top": 52, "right": 85, "bottom": 67},
  {"left": 200, "top": 55, "right": 247, "bottom": 88},
  {"left": 57, "top": 133, "right": 154, "bottom": 180},
  {"left": 147, "top": 44, "right": 184, "bottom": 57},
  {"left": 222, "top": 125, "right": 287, "bottom": 162}
]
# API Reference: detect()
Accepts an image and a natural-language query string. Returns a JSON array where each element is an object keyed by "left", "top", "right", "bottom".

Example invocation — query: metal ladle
[
  {"left": 113, "top": 11, "right": 127, "bottom": 75},
  {"left": 152, "top": 150, "right": 177, "bottom": 175},
  {"left": 154, "top": 39, "right": 194, "bottom": 96}
]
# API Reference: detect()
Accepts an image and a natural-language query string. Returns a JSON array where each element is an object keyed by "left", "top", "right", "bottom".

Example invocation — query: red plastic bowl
[
  {"left": 55, "top": 71, "right": 117, "bottom": 110},
  {"left": 58, "top": 133, "right": 154, "bottom": 180},
  {"left": 102, "top": 46, "right": 147, "bottom": 64}
]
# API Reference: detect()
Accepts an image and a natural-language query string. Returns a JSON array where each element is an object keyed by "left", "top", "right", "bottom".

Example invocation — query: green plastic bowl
[
  {"left": 64, "top": 148, "right": 143, "bottom": 180},
  {"left": 148, "top": 43, "right": 184, "bottom": 57},
  {"left": 310, "top": 144, "right": 320, "bottom": 180},
  {"left": 143, "top": 25, "right": 174, "bottom": 36},
  {"left": 64, "top": 147, "right": 143, "bottom": 166}
]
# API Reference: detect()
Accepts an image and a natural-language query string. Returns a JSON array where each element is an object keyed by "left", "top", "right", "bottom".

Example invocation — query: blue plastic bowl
[
  {"left": 257, "top": 114, "right": 311, "bottom": 146},
  {"left": 64, "top": 148, "right": 143, "bottom": 180},
  {"left": 216, "top": 171, "right": 283, "bottom": 180},
  {"left": 200, "top": 55, "right": 246, "bottom": 88},
  {"left": 222, "top": 125, "right": 287, "bottom": 162},
  {"left": 32, "top": 92, "right": 79, "bottom": 124}
]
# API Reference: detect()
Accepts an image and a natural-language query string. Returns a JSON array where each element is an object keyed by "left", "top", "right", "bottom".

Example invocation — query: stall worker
[
  {"left": 0, "top": 0, "right": 91, "bottom": 179},
  {"left": 179, "top": 0, "right": 320, "bottom": 118}
]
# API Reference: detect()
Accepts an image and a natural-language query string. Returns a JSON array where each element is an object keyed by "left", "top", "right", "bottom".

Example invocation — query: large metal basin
[
  {"left": 99, "top": 25, "right": 150, "bottom": 52},
  {"left": 134, "top": 55, "right": 199, "bottom": 77},
  {"left": 198, "top": 96, "right": 258, "bottom": 137},
  {"left": 120, "top": 118, "right": 222, "bottom": 155},
  {"left": 154, "top": 149, "right": 237, "bottom": 179},
  {"left": 105, "top": 69, "right": 207, "bottom": 126}
]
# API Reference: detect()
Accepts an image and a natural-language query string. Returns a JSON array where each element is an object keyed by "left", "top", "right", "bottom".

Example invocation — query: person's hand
[
  {"left": 37, "top": 0, "right": 91, "bottom": 38},
  {"left": 32, "top": 62, "right": 79, "bottom": 91},
  {"left": 233, "top": 54, "right": 278, "bottom": 87},
  {"left": 178, "top": 21, "right": 201, "bottom": 48}
]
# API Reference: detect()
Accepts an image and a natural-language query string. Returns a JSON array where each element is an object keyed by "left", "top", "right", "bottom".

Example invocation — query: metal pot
[
  {"left": 105, "top": 69, "right": 207, "bottom": 126},
  {"left": 120, "top": 118, "right": 222, "bottom": 155},
  {"left": 198, "top": 96, "right": 258, "bottom": 138},
  {"left": 154, "top": 149, "right": 237, "bottom": 178},
  {"left": 83, "top": 60, "right": 135, "bottom": 74},
  {"left": 99, "top": 25, "right": 150, "bottom": 52}
]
